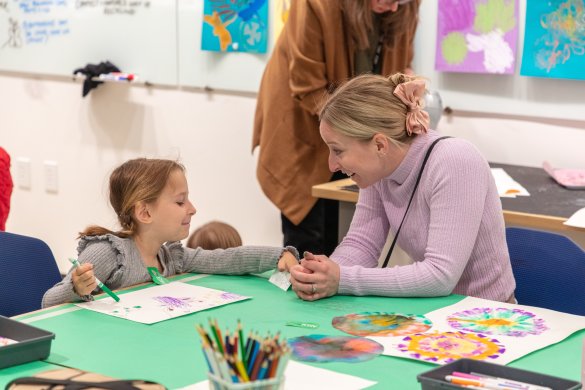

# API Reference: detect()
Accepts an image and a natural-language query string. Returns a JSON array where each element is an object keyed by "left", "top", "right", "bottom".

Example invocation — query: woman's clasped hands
[{"left": 289, "top": 251, "right": 340, "bottom": 301}]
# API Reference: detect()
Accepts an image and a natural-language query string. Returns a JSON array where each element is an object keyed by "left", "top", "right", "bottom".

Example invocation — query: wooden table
[{"left": 312, "top": 162, "right": 585, "bottom": 232}]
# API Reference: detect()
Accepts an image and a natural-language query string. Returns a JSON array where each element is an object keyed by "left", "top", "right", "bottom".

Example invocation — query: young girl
[{"left": 42, "top": 158, "right": 299, "bottom": 307}]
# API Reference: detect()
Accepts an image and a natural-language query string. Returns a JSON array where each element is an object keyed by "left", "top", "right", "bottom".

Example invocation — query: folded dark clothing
[{"left": 73, "top": 61, "right": 121, "bottom": 97}]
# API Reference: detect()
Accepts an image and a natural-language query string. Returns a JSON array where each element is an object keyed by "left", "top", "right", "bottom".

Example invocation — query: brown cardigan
[{"left": 252, "top": 0, "right": 418, "bottom": 225}]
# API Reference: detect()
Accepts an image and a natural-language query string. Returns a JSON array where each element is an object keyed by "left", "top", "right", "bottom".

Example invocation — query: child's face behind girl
[{"left": 147, "top": 169, "right": 196, "bottom": 243}]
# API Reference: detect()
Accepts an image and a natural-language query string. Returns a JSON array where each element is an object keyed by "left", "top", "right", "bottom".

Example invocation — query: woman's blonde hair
[
  {"left": 319, "top": 73, "right": 424, "bottom": 145},
  {"left": 342, "top": 0, "right": 421, "bottom": 50},
  {"left": 79, "top": 158, "right": 184, "bottom": 238},
  {"left": 187, "top": 221, "right": 242, "bottom": 250}
]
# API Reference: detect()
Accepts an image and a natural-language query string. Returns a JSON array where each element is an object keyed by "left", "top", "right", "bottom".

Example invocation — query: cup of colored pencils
[{"left": 196, "top": 319, "right": 290, "bottom": 390}]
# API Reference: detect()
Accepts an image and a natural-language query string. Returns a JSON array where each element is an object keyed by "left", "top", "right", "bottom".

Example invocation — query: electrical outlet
[
  {"left": 44, "top": 160, "right": 59, "bottom": 193},
  {"left": 16, "top": 157, "right": 31, "bottom": 190}
]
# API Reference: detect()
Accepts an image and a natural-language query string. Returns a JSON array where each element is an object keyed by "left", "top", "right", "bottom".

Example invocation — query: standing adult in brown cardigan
[{"left": 252, "top": 0, "right": 421, "bottom": 256}]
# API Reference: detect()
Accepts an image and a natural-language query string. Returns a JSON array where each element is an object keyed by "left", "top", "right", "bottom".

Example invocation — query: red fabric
[{"left": 0, "top": 147, "right": 13, "bottom": 231}]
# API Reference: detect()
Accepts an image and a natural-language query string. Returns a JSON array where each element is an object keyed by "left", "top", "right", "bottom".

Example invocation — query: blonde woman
[{"left": 289, "top": 74, "right": 516, "bottom": 303}]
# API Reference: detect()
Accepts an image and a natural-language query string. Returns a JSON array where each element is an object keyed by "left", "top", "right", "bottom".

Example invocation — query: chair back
[
  {"left": 506, "top": 227, "right": 585, "bottom": 316},
  {"left": 0, "top": 231, "right": 62, "bottom": 317}
]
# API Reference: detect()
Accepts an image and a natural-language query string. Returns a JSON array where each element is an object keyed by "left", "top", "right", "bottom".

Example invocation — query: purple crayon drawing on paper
[
  {"left": 153, "top": 296, "right": 192, "bottom": 311},
  {"left": 220, "top": 292, "right": 243, "bottom": 300}
]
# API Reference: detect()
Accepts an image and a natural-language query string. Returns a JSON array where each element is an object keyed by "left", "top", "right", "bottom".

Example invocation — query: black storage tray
[
  {"left": 417, "top": 358, "right": 581, "bottom": 390},
  {"left": 0, "top": 315, "right": 55, "bottom": 369}
]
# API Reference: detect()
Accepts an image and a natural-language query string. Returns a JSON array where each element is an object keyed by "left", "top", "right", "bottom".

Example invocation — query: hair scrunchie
[{"left": 393, "top": 79, "right": 430, "bottom": 136}]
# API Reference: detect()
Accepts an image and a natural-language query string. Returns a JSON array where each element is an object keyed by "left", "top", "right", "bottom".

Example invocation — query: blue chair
[
  {"left": 506, "top": 227, "right": 585, "bottom": 316},
  {"left": 0, "top": 231, "right": 62, "bottom": 317}
]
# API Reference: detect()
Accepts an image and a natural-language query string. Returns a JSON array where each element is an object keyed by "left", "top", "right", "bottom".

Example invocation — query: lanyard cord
[{"left": 372, "top": 35, "right": 384, "bottom": 73}]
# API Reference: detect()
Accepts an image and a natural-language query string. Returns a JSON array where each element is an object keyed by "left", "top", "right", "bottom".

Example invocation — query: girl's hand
[
  {"left": 277, "top": 250, "right": 299, "bottom": 272},
  {"left": 72, "top": 263, "right": 97, "bottom": 296},
  {"left": 290, "top": 251, "right": 340, "bottom": 301}
]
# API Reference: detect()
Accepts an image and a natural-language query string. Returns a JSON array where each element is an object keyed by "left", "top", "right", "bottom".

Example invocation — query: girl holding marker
[{"left": 42, "top": 158, "right": 299, "bottom": 308}]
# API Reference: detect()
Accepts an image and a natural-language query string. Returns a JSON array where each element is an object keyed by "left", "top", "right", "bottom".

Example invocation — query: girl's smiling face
[{"left": 148, "top": 169, "right": 196, "bottom": 242}]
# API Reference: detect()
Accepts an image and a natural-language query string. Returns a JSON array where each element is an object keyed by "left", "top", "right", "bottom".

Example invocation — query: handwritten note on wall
[{"left": 0, "top": 0, "right": 177, "bottom": 85}]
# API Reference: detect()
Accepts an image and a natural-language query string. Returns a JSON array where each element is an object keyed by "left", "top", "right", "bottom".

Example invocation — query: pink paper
[{"left": 543, "top": 161, "right": 585, "bottom": 189}]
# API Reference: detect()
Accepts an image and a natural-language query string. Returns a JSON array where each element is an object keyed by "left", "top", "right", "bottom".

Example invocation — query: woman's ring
[{"left": 311, "top": 283, "right": 316, "bottom": 294}]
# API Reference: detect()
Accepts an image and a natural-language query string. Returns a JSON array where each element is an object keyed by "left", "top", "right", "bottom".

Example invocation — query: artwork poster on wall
[
  {"left": 201, "top": 0, "right": 268, "bottom": 53},
  {"left": 521, "top": 0, "right": 585, "bottom": 80},
  {"left": 435, "top": 0, "right": 519, "bottom": 74}
]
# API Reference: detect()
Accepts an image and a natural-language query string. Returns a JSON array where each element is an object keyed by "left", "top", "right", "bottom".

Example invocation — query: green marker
[
  {"left": 285, "top": 321, "right": 319, "bottom": 329},
  {"left": 69, "top": 258, "right": 120, "bottom": 302}
]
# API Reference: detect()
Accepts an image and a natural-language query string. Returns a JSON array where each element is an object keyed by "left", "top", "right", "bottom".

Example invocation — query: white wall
[{"left": 0, "top": 73, "right": 283, "bottom": 273}]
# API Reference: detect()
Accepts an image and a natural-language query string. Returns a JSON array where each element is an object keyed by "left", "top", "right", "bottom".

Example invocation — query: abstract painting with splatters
[
  {"left": 370, "top": 296, "right": 585, "bottom": 365},
  {"left": 288, "top": 334, "right": 384, "bottom": 363},
  {"left": 521, "top": 0, "right": 585, "bottom": 80},
  {"left": 435, "top": 0, "right": 519, "bottom": 74},
  {"left": 75, "top": 282, "right": 249, "bottom": 324},
  {"left": 201, "top": 0, "right": 268, "bottom": 53},
  {"left": 332, "top": 312, "right": 433, "bottom": 337}
]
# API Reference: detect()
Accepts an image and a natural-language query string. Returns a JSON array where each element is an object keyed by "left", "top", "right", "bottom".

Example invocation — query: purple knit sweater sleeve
[{"left": 331, "top": 132, "right": 515, "bottom": 302}]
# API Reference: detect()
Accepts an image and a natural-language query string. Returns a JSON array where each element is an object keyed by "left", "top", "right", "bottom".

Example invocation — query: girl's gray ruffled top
[{"left": 42, "top": 234, "right": 297, "bottom": 308}]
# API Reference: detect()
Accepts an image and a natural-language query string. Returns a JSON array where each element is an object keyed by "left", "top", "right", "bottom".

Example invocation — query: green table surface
[{"left": 2, "top": 274, "right": 584, "bottom": 389}]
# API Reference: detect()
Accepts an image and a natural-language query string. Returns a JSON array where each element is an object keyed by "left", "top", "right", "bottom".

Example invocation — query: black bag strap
[{"left": 381, "top": 136, "right": 452, "bottom": 268}]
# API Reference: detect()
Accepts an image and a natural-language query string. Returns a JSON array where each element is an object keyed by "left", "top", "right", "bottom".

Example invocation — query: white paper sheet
[
  {"left": 75, "top": 282, "right": 249, "bottom": 324},
  {"left": 564, "top": 207, "right": 585, "bottom": 229},
  {"left": 491, "top": 168, "right": 530, "bottom": 198},
  {"left": 269, "top": 270, "right": 292, "bottom": 291},
  {"left": 370, "top": 296, "right": 585, "bottom": 365},
  {"left": 180, "top": 360, "right": 377, "bottom": 389}
]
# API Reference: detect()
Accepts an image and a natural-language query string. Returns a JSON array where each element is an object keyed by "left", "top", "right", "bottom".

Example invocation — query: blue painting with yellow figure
[{"left": 202, "top": 0, "right": 268, "bottom": 53}]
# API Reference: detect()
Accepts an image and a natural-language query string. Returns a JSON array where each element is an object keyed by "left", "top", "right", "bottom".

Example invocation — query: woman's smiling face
[{"left": 320, "top": 121, "right": 405, "bottom": 189}]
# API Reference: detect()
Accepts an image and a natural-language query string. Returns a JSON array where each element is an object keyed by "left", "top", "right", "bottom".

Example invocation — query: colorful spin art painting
[
  {"left": 75, "top": 282, "right": 250, "bottom": 324},
  {"left": 202, "top": 0, "right": 268, "bottom": 53},
  {"left": 332, "top": 312, "right": 432, "bottom": 337},
  {"left": 288, "top": 335, "right": 383, "bottom": 363},
  {"left": 435, "top": 0, "right": 519, "bottom": 74},
  {"left": 447, "top": 307, "right": 548, "bottom": 337},
  {"left": 397, "top": 331, "right": 504, "bottom": 364},
  {"left": 520, "top": 0, "right": 585, "bottom": 80},
  {"left": 370, "top": 297, "right": 585, "bottom": 365}
]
